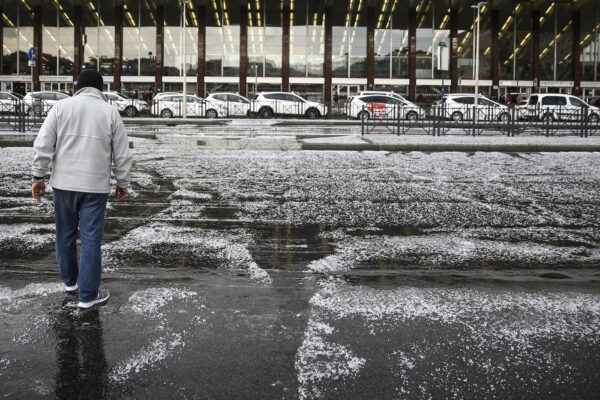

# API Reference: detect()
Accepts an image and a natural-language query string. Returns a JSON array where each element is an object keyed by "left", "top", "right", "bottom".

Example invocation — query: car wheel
[
  {"left": 259, "top": 107, "right": 274, "bottom": 119},
  {"left": 406, "top": 111, "right": 418, "bottom": 121},
  {"left": 125, "top": 106, "right": 137, "bottom": 118},
  {"left": 161, "top": 109, "right": 173, "bottom": 118},
  {"left": 451, "top": 111, "right": 463, "bottom": 121},
  {"left": 357, "top": 110, "right": 370, "bottom": 121},
  {"left": 305, "top": 108, "right": 320, "bottom": 119},
  {"left": 498, "top": 112, "right": 510, "bottom": 122},
  {"left": 541, "top": 113, "right": 554, "bottom": 122},
  {"left": 206, "top": 109, "right": 218, "bottom": 118}
]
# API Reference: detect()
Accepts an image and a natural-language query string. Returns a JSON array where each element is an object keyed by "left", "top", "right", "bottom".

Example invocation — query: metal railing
[{"left": 358, "top": 104, "right": 599, "bottom": 137}]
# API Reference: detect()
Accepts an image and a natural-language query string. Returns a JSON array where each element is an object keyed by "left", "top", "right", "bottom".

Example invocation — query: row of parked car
[{"left": 1, "top": 89, "right": 598, "bottom": 123}]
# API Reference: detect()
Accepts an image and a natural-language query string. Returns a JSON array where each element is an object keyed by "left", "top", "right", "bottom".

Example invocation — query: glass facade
[
  {"left": 122, "top": 0, "right": 156, "bottom": 76},
  {"left": 581, "top": 5, "right": 599, "bottom": 81},
  {"left": 374, "top": 0, "right": 408, "bottom": 78},
  {"left": 206, "top": 0, "right": 240, "bottom": 77},
  {"left": 290, "top": 0, "right": 325, "bottom": 77},
  {"left": 0, "top": 0, "right": 596, "bottom": 97},
  {"left": 247, "top": 0, "right": 282, "bottom": 76}
]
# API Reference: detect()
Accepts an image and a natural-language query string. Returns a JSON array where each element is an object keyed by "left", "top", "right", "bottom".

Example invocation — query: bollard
[
  {"left": 545, "top": 107, "right": 550, "bottom": 137},
  {"left": 361, "top": 105, "right": 365, "bottom": 136}
]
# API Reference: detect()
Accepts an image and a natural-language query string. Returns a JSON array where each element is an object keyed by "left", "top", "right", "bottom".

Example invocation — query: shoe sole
[{"left": 78, "top": 294, "right": 110, "bottom": 309}]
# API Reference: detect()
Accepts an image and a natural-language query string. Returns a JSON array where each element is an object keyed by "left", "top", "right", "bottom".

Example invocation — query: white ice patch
[
  {"left": 151, "top": 199, "right": 206, "bottom": 220},
  {"left": 311, "top": 279, "right": 600, "bottom": 337},
  {"left": 128, "top": 287, "right": 198, "bottom": 320},
  {"left": 306, "top": 233, "right": 599, "bottom": 273},
  {"left": 301, "top": 278, "right": 600, "bottom": 397},
  {"left": 0, "top": 282, "right": 63, "bottom": 302},
  {"left": 0, "top": 224, "right": 55, "bottom": 253},
  {"left": 103, "top": 223, "right": 272, "bottom": 284},
  {"left": 295, "top": 317, "right": 366, "bottom": 400},
  {"left": 168, "top": 189, "right": 212, "bottom": 201},
  {"left": 109, "top": 333, "right": 184, "bottom": 384}
]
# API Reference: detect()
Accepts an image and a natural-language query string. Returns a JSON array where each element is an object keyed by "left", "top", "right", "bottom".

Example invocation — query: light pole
[
  {"left": 471, "top": 1, "right": 486, "bottom": 131},
  {"left": 182, "top": 0, "right": 189, "bottom": 118}
]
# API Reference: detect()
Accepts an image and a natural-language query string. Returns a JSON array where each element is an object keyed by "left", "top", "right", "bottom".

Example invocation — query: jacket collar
[{"left": 74, "top": 87, "right": 107, "bottom": 102}]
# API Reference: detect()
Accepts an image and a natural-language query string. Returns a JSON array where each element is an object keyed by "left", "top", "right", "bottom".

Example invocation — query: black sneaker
[
  {"left": 78, "top": 289, "right": 110, "bottom": 309},
  {"left": 65, "top": 283, "right": 78, "bottom": 295}
]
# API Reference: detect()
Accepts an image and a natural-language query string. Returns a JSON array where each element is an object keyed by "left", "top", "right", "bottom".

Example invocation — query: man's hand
[
  {"left": 115, "top": 186, "right": 128, "bottom": 202},
  {"left": 32, "top": 181, "right": 46, "bottom": 203}
]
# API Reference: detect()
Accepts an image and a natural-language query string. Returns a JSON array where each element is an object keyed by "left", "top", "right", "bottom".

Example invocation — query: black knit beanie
[{"left": 75, "top": 69, "right": 103, "bottom": 92}]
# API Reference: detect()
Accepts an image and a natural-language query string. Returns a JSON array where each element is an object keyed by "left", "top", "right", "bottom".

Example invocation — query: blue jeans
[{"left": 53, "top": 188, "right": 108, "bottom": 302}]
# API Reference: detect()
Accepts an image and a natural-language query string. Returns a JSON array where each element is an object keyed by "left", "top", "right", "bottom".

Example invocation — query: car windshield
[{"left": 118, "top": 93, "right": 130, "bottom": 99}]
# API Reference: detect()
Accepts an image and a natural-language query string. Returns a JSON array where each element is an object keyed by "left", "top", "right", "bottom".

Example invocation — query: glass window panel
[
  {"left": 515, "top": 5, "right": 532, "bottom": 80},
  {"left": 499, "top": 9, "right": 514, "bottom": 80},
  {"left": 539, "top": 5, "right": 556, "bottom": 81},
  {"left": 164, "top": 26, "right": 181, "bottom": 76},
  {"left": 265, "top": 26, "right": 282, "bottom": 75},
  {"left": 332, "top": 26, "right": 349, "bottom": 76},
  {"left": 205, "top": 26, "right": 222, "bottom": 76},
  {"left": 555, "top": 5, "right": 573, "bottom": 81},
  {"left": 391, "top": 5, "right": 409, "bottom": 77},
  {"left": 42, "top": 26, "right": 58, "bottom": 75},
  {"left": 290, "top": 25, "right": 307, "bottom": 76},
  {"left": 247, "top": 27, "right": 264, "bottom": 75},
  {"left": 580, "top": 9, "right": 598, "bottom": 81},
  {"left": 416, "top": 5, "right": 432, "bottom": 79}
]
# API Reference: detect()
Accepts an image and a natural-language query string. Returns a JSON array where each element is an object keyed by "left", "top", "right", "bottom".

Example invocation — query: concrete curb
[{"left": 301, "top": 142, "right": 600, "bottom": 152}]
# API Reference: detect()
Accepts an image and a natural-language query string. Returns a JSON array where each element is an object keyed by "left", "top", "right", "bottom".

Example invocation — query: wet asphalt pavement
[{"left": 1, "top": 126, "right": 600, "bottom": 399}]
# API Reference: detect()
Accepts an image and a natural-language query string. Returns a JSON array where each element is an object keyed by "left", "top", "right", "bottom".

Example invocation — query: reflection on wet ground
[{"left": 1, "top": 135, "right": 599, "bottom": 398}]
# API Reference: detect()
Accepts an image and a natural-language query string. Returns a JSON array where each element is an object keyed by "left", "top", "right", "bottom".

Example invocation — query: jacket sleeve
[
  {"left": 32, "top": 105, "right": 58, "bottom": 178},
  {"left": 111, "top": 112, "right": 133, "bottom": 188}
]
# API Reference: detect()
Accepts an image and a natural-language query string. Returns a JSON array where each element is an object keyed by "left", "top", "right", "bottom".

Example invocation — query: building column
[
  {"left": 197, "top": 3, "right": 206, "bottom": 97},
  {"left": 73, "top": 5, "right": 82, "bottom": 81},
  {"left": 450, "top": 8, "right": 458, "bottom": 92},
  {"left": 367, "top": 5, "right": 375, "bottom": 90},
  {"left": 240, "top": 1, "right": 248, "bottom": 97},
  {"left": 408, "top": 8, "right": 416, "bottom": 102},
  {"left": 324, "top": 5, "right": 332, "bottom": 110},
  {"left": 114, "top": 4, "right": 123, "bottom": 93},
  {"left": 156, "top": 5, "right": 164, "bottom": 92},
  {"left": 491, "top": 9, "right": 499, "bottom": 99},
  {"left": 282, "top": 2, "right": 290, "bottom": 92},
  {"left": 532, "top": 9, "right": 540, "bottom": 92},
  {"left": 33, "top": 6, "right": 42, "bottom": 91},
  {"left": 573, "top": 11, "right": 581, "bottom": 96}
]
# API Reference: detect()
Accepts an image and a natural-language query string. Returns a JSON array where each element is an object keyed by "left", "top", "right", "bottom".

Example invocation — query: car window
[
  {"left": 56, "top": 93, "right": 69, "bottom": 100},
  {"left": 0, "top": 93, "right": 10, "bottom": 100},
  {"left": 529, "top": 95, "right": 538, "bottom": 105},
  {"left": 264, "top": 93, "right": 279, "bottom": 100},
  {"left": 290, "top": 94, "right": 305, "bottom": 102},
  {"left": 454, "top": 97, "right": 474, "bottom": 105},
  {"left": 187, "top": 95, "right": 200, "bottom": 103},
  {"left": 478, "top": 98, "right": 495, "bottom": 106},
  {"left": 32, "top": 93, "right": 42, "bottom": 99},
  {"left": 234, "top": 95, "right": 249, "bottom": 103},
  {"left": 213, "top": 94, "right": 227, "bottom": 101},
  {"left": 361, "top": 96, "right": 380, "bottom": 103},
  {"left": 40, "top": 93, "right": 55, "bottom": 100},
  {"left": 106, "top": 94, "right": 118, "bottom": 101},
  {"left": 570, "top": 97, "right": 586, "bottom": 107}
]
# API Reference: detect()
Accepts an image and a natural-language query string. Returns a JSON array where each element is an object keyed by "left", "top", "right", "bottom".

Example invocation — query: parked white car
[
  {"left": 104, "top": 91, "right": 149, "bottom": 117},
  {"left": 524, "top": 93, "right": 600, "bottom": 122},
  {"left": 204, "top": 92, "right": 251, "bottom": 118},
  {"left": 151, "top": 94, "right": 206, "bottom": 118},
  {"left": 346, "top": 92, "right": 425, "bottom": 120},
  {"left": 0, "top": 91, "right": 22, "bottom": 114},
  {"left": 22, "top": 91, "right": 70, "bottom": 116},
  {"left": 432, "top": 94, "right": 513, "bottom": 122},
  {"left": 250, "top": 92, "right": 328, "bottom": 119}
]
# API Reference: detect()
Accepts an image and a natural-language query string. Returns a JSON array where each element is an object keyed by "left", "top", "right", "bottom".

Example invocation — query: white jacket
[{"left": 32, "top": 87, "right": 132, "bottom": 194}]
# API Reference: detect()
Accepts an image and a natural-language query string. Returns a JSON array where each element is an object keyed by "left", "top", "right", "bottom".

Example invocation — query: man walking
[{"left": 31, "top": 69, "right": 132, "bottom": 309}]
